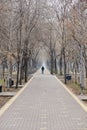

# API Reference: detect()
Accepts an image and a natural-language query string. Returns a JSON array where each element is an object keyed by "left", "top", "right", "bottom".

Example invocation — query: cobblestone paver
[{"left": 0, "top": 70, "right": 87, "bottom": 130}]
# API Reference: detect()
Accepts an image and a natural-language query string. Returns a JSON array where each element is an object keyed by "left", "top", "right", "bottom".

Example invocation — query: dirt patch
[
  {"left": 4, "top": 87, "right": 21, "bottom": 92},
  {"left": 0, "top": 75, "right": 32, "bottom": 109},
  {"left": 0, "top": 87, "right": 21, "bottom": 109},
  {"left": 83, "top": 101, "right": 87, "bottom": 106},
  {"left": 0, "top": 96, "right": 11, "bottom": 108}
]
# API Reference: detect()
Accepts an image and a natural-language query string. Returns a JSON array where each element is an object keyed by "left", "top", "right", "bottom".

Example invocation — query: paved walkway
[{"left": 0, "top": 69, "right": 87, "bottom": 130}]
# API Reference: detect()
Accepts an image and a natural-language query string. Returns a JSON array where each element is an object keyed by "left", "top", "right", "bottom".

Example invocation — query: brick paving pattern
[{"left": 0, "top": 70, "right": 87, "bottom": 130}]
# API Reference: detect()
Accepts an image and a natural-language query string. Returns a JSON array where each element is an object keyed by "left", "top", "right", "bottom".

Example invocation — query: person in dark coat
[{"left": 41, "top": 66, "right": 45, "bottom": 74}]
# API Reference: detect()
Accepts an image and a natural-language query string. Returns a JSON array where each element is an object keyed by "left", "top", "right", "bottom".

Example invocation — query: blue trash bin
[{"left": 66, "top": 74, "right": 71, "bottom": 80}]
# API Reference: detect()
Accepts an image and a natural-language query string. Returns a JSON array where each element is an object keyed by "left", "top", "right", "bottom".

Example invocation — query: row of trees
[
  {"left": 0, "top": 0, "right": 41, "bottom": 88},
  {"left": 37, "top": 0, "right": 87, "bottom": 88}
]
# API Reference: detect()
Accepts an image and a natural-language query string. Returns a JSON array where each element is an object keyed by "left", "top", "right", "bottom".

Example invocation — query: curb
[
  {"left": 55, "top": 76, "right": 87, "bottom": 113},
  {"left": 0, "top": 76, "right": 34, "bottom": 117}
]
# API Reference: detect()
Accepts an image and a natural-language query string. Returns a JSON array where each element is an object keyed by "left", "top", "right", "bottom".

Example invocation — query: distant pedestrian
[{"left": 41, "top": 66, "right": 45, "bottom": 74}]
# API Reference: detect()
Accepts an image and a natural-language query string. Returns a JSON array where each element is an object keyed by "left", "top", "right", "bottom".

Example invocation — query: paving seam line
[
  {"left": 55, "top": 76, "right": 87, "bottom": 113},
  {"left": 0, "top": 76, "right": 34, "bottom": 117}
]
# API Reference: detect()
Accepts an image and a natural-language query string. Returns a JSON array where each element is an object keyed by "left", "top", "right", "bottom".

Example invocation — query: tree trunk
[
  {"left": 86, "top": 67, "right": 87, "bottom": 78},
  {"left": 51, "top": 54, "right": 54, "bottom": 74},
  {"left": 24, "top": 58, "right": 28, "bottom": 83},
  {"left": 9, "top": 59, "right": 13, "bottom": 78},
  {"left": 2, "top": 65, "right": 5, "bottom": 78},
  {"left": 19, "top": 57, "right": 23, "bottom": 85},
  {"left": 85, "top": 60, "right": 87, "bottom": 78},
  {"left": 54, "top": 58, "right": 57, "bottom": 74},
  {"left": 74, "top": 61, "right": 77, "bottom": 84},
  {"left": 63, "top": 47, "right": 67, "bottom": 84},
  {"left": 19, "top": 67, "right": 22, "bottom": 85},
  {"left": 79, "top": 45, "right": 85, "bottom": 91},
  {"left": 59, "top": 56, "right": 63, "bottom": 75},
  {"left": 16, "top": 60, "right": 20, "bottom": 89}
]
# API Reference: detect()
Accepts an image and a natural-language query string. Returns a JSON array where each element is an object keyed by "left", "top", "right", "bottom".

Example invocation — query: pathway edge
[
  {"left": 0, "top": 76, "right": 34, "bottom": 117},
  {"left": 55, "top": 76, "right": 87, "bottom": 113}
]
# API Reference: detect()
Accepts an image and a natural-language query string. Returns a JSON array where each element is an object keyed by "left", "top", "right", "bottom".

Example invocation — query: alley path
[{"left": 0, "top": 69, "right": 87, "bottom": 130}]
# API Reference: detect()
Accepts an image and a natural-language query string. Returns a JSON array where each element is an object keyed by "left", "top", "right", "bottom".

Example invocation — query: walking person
[{"left": 41, "top": 66, "right": 45, "bottom": 74}]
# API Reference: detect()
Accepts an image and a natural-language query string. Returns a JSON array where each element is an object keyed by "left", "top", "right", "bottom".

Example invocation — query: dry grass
[
  {"left": 0, "top": 96, "right": 11, "bottom": 108},
  {"left": 0, "top": 74, "right": 32, "bottom": 109}
]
